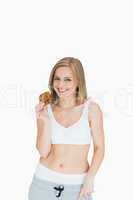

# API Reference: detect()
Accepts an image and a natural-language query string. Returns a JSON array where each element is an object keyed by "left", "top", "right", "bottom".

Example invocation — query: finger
[
  {"left": 39, "top": 102, "right": 45, "bottom": 106},
  {"left": 38, "top": 102, "right": 45, "bottom": 109},
  {"left": 77, "top": 192, "right": 84, "bottom": 200},
  {"left": 77, "top": 196, "right": 82, "bottom": 200},
  {"left": 87, "top": 193, "right": 93, "bottom": 200},
  {"left": 35, "top": 106, "right": 42, "bottom": 112},
  {"left": 35, "top": 103, "right": 44, "bottom": 108},
  {"left": 86, "top": 192, "right": 91, "bottom": 197},
  {"left": 84, "top": 193, "right": 89, "bottom": 199}
]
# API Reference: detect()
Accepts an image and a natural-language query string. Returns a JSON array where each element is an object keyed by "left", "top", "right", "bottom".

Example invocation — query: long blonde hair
[{"left": 47, "top": 57, "right": 88, "bottom": 105}]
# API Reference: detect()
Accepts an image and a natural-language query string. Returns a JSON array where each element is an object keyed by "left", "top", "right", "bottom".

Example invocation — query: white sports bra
[{"left": 47, "top": 99, "right": 92, "bottom": 145}]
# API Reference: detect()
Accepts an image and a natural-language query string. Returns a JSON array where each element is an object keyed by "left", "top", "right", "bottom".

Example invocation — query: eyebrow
[{"left": 54, "top": 76, "right": 72, "bottom": 78}]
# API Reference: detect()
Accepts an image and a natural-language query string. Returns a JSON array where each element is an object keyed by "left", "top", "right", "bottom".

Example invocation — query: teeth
[{"left": 58, "top": 89, "right": 67, "bottom": 92}]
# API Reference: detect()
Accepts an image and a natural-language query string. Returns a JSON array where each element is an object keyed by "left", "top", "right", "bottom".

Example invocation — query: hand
[
  {"left": 77, "top": 177, "right": 94, "bottom": 200},
  {"left": 35, "top": 102, "right": 49, "bottom": 120},
  {"left": 35, "top": 102, "right": 45, "bottom": 112}
]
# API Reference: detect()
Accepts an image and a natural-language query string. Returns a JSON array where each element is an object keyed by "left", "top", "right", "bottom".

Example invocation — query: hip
[{"left": 28, "top": 173, "right": 93, "bottom": 200}]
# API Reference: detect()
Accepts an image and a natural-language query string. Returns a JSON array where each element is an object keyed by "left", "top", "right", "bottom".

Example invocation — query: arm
[
  {"left": 77, "top": 101, "right": 105, "bottom": 199},
  {"left": 35, "top": 103, "right": 52, "bottom": 158},
  {"left": 86, "top": 101, "right": 105, "bottom": 179}
]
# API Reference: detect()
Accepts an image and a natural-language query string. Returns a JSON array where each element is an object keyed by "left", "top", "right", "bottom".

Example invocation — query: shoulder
[
  {"left": 90, "top": 101, "right": 102, "bottom": 113},
  {"left": 86, "top": 99, "right": 103, "bottom": 120},
  {"left": 88, "top": 100, "right": 103, "bottom": 125}
]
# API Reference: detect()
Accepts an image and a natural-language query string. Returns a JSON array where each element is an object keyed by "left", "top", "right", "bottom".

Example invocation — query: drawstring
[{"left": 53, "top": 185, "right": 64, "bottom": 198}]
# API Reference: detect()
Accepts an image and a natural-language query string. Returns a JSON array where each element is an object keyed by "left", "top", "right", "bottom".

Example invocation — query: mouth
[{"left": 57, "top": 89, "right": 68, "bottom": 93}]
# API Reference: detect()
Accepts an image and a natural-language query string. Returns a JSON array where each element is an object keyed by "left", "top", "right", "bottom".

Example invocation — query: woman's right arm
[{"left": 35, "top": 102, "right": 52, "bottom": 158}]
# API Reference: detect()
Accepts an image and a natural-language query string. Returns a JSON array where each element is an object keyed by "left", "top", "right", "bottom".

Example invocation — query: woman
[{"left": 28, "top": 57, "right": 105, "bottom": 200}]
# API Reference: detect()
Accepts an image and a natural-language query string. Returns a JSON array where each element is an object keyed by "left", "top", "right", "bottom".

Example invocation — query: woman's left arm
[
  {"left": 78, "top": 102, "right": 105, "bottom": 200},
  {"left": 86, "top": 101, "right": 105, "bottom": 179}
]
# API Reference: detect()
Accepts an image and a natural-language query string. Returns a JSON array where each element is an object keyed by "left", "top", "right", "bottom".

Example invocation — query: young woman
[{"left": 28, "top": 57, "right": 105, "bottom": 200}]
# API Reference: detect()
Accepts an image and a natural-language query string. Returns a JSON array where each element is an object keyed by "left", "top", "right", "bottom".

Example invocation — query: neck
[{"left": 57, "top": 96, "right": 77, "bottom": 108}]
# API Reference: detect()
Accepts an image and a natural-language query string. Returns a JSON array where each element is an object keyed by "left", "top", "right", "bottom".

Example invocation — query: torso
[{"left": 39, "top": 100, "right": 92, "bottom": 174}]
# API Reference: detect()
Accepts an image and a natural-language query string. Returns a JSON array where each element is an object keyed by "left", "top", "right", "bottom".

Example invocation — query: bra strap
[
  {"left": 84, "top": 98, "right": 92, "bottom": 115},
  {"left": 47, "top": 100, "right": 91, "bottom": 118},
  {"left": 46, "top": 104, "right": 52, "bottom": 117}
]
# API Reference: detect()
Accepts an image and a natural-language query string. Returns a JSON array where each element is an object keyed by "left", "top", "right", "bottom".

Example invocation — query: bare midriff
[{"left": 39, "top": 144, "right": 90, "bottom": 174}]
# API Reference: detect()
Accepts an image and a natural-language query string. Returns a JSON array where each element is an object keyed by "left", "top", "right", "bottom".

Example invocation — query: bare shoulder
[
  {"left": 88, "top": 100, "right": 103, "bottom": 120},
  {"left": 89, "top": 101, "right": 102, "bottom": 112}
]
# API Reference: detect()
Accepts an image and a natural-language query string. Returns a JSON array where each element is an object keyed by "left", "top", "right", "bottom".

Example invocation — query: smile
[{"left": 58, "top": 89, "right": 68, "bottom": 93}]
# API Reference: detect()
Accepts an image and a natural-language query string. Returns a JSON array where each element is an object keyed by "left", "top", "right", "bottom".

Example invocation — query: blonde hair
[{"left": 48, "top": 57, "right": 88, "bottom": 105}]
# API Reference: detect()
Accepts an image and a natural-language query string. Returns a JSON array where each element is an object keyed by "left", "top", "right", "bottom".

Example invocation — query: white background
[{"left": 0, "top": 0, "right": 133, "bottom": 199}]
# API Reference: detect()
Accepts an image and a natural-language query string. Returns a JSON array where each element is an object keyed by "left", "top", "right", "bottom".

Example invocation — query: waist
[
  {"left": 39, "top": 155, "right": 89, "bottom": 174},
  {"left": 34, "top": 162, "right": 88, "bottom": 185}
]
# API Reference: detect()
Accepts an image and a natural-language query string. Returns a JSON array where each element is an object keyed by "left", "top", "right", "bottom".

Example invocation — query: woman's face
[{"left": 53, "top": 67, "right": 78, "bottom": 98}]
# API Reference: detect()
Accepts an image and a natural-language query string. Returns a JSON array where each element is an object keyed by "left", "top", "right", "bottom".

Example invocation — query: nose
[{"left": 58, "top": 81, "right": 65, "bottom": 89}]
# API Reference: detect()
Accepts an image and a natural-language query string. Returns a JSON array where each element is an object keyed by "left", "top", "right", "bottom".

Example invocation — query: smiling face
[{"left": 53, "top": 67, "right": 78, "bottom": 99}]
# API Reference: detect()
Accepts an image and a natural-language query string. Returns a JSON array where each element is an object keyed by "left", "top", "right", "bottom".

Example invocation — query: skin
[{"left": 37, "top": 67, "right": 105, "bottom": 199}]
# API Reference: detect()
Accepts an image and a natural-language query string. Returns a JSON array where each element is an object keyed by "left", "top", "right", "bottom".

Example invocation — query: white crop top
[{"left": 47, "top": 99, "right": 92, "bottom": 145}]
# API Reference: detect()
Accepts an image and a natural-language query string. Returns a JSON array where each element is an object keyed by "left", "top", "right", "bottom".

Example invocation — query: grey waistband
[{"left": 32, "top": 175, "right": 83, "bottom": 191}]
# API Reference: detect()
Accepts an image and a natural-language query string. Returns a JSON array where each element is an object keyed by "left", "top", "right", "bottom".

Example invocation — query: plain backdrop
[{"left": 0, "top": 0, "right": 133, "bottom": 199}]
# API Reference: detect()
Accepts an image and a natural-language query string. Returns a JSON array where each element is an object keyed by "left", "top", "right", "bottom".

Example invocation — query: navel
[{"left": 59, "top": 163, "right": 64, "bottom": 168}]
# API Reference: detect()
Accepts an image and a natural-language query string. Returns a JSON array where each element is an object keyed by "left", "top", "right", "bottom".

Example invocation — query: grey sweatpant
[{"left": 28, "top": 175, "right": 93, "bottom": 200}]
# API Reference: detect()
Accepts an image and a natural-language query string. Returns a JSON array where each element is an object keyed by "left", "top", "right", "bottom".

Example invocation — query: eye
[
  {"left": 54, "top": 78, "right": 71, "bottom": 81},
  {"left": 65, "top": 79, "right": 71, "bottom": 81},
  {"left": 54, "top": 78, "right": 59, "bottom": 80}
]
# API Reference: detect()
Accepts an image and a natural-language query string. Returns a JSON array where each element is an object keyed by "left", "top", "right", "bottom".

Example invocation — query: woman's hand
[
  {"left": 77, "top": 176, "right": 94, "bottom": 200},
  {"left": 35, "top": 102, "right": 49, "bottom": 120}
]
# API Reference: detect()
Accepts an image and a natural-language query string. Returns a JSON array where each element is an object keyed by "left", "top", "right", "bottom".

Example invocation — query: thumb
[{"left": 77, "top": 189, "right": 83, "bottom": 200}]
